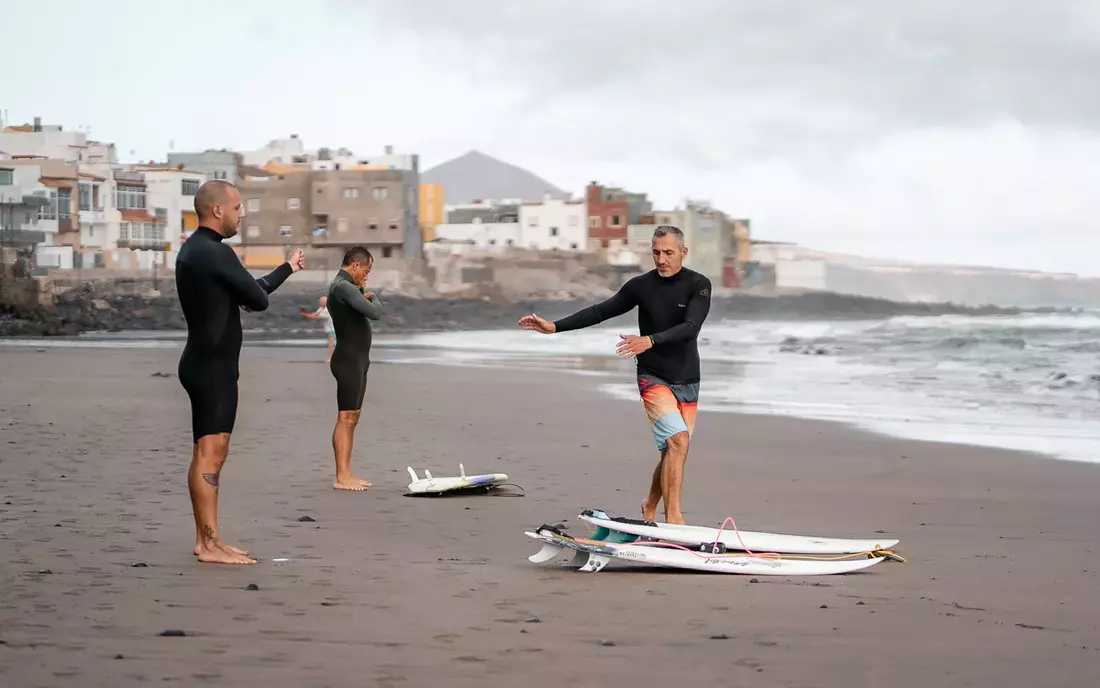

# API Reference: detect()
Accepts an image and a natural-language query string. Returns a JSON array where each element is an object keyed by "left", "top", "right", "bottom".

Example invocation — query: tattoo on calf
[{"left": 202, "top": 471, "right": 220, "bottom": 487}]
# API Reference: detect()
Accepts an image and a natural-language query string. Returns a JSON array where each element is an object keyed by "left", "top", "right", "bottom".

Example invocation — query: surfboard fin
[
  {"left": 459, "top": 463, "right": 466, "bottom": 479},
  {"left": 406, "top": 467, "right": 419, "bottom": 483}
]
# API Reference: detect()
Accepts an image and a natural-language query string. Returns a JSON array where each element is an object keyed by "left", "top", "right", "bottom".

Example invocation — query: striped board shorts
[{"left": 637, "top": 373, "right": 699, "bottom": 451}]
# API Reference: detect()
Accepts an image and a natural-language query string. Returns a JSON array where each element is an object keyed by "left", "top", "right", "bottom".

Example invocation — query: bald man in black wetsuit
[
  {"left": 519, "top": 225, "right": 711, "bottom": 525},
  {"left": 175, "top": 180, "right": 305, "bottom": 565},
  {"left": 325, "top": 246, "right": 383, "bottom": 491}
]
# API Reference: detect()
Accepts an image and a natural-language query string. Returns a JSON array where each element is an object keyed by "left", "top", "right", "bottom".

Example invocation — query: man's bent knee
[{"left": 665, "top": 431, "right": 690, "bottom": 453}]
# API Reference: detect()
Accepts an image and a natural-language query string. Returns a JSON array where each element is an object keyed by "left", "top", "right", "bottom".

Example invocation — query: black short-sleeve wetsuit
[
  {"left": 552, "top": 267, "right": 712, "bottom": 385},
  {"left": 175, "top": 226, "right": 294, "bottom": 443},
  {"left": 326, "top": 269, "right": 383, "bottom": 411}
]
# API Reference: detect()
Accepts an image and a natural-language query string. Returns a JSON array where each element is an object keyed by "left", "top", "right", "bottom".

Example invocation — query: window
[
  {"left": 247, "top": 198, "right": 260, "bottom": 212},
  {"left": 247, "top": 225, "right": 260, "bottom": 238},
  {"left": 388, "top": 221, "right": 398, "bottom": 230},
  {"left": 549, "top": 226, "right": 558, "bottom": 237},
  {"left": 78, "top": 183, "right": 92, "bottom": 211},
  {"left": 342, "top": 187, "right": 359, "bottom": 199},
  {"left": 0, "top": 169, "right": 13, "bottom": 185},
  {"left": 611, "top": 215, "right": 622, "bottom": 227},
  {"left": 57, "top": 189, "right": 72, "bottom": 219},
  {"left": 570, "top": 242, "right": 578, "bottom": 249},
  {"left": 368, "top": 222, "right": 378, "bottom": 230},
  {"left": 181, "top": 179, "right": 200, "bottom": 196},
  {"left": 155, "top": 207, "right": 168, "bottom": 224},
  {"left": 337, "top": 217, "right": 349, "bottom": 233},
  {"left": 506, "top": 239, "right": 514, "bottom": 246},
  {"left": 279, "top": 225, "right": 292, "bottom": 237},
  {"left": 119, "top": 222, "right": 132, "bottom": 239},
  {"left": 214, "top": 170, "right": 228, "bottom": 180},
  {"left": 589, "top": 216, "right": 601, "bottom": 228},
  {"left": 286, "top": 197, "right": 300, "bottom": 211},
  {"left": 116, "top": 184, "right": 146, "bottom": 210},
  {"left": 382, "top": 246, "right": 393, "bottom": 258},
  {"left": 372, "top": 186, "right": 388, "bottom": 201},
  {"left": 143, "top": 222, "right": 165, "bottom": 242}
]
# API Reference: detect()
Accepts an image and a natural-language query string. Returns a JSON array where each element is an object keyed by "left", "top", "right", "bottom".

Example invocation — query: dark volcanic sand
[{"left": 0, "top": 346, "right": 1098, "bottom": 687}]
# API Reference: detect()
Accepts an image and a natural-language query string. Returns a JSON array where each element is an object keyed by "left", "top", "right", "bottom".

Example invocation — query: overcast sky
[{"left": 5, "top": 0, "right": 1099, "bottom": 275}]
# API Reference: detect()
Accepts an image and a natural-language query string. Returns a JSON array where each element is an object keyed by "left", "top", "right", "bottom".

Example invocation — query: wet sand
[{"left": 1, "top": 345, "right": 1098, "bottom": 687}]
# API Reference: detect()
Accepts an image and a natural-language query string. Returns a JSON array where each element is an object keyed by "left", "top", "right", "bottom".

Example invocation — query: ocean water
[
  {"left": 378, "top": 313, "right": 1100, "bottom": 464},
  {"left": 3, "top": 312, "right": 1097, "bottom": 463}
]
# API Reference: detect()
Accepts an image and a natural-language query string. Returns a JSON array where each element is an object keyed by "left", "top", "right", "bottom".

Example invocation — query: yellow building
[
  {"left": 419, "top": 183, "right": 443, "bottom": 242},
  {"left": 731, "top": 219, "right": 752, "bottom": 264}
]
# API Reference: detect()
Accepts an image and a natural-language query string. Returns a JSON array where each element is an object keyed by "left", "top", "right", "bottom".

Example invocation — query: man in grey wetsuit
[{"left": 326, "top": 246, "right": 383, "bottom": 491}]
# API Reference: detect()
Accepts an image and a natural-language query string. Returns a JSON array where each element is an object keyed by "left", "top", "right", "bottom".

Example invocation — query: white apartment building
[
  {"left": 433, "top": 222, "right": 523, "bottom": 249},
  {"left": 518, "top": 195, "right": 588, "bottom": 251},
  {"left": 138, "top": 165, "right": 208, "bottom": 261},
  {"left": 0, "top": 117, "right": 126, "bottom": 267}
]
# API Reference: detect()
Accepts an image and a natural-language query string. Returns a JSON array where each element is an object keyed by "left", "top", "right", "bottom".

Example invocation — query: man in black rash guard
[
  {"left": 175, "top": 179, "right": 305, "bottom": 565},
  {"left": 326, "top": 246, "right": 383, "bottom": 491},
  {"left": 518, "top": 225, "right": 711, "bottom": 525}
]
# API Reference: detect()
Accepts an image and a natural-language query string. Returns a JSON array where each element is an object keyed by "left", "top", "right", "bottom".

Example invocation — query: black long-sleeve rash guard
[
  {"left": 175, "top": 225, "right": 294, "bottom": 363},
  {"left": 553, "top": 267, "right": 712, "bottom": 384}
]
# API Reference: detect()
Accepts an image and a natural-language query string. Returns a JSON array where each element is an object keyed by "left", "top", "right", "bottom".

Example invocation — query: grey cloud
[{"left": 332, "top": 0, "right": 1100, "bottom": 132}]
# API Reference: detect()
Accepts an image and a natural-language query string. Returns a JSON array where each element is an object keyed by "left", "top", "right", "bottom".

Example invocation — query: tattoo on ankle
[
  {"left": 202, "top": 525, "right": 217, "bottom": 544},
  {"left": 202, "top": 471, "right": 220, "bottom": 487}
]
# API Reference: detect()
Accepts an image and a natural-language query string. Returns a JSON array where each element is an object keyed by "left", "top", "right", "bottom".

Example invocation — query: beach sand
[{"left": 1, "top": 344, "right": 1098, "bottom": 687}]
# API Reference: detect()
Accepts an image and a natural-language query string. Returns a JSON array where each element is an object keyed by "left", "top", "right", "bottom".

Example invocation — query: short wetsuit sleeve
[
  {"left": 332, "top": 280, "right": 383, "bottom": 320},
  {"left": 213, "top": 244, "right": 271, "bottom": 312},
  {"left": 256, "top": 262, "right": 294, "bottom": 294},
  {"left": 553, "top": 280, "right": 637, "bottom": 333},
  {"left": 649, "top": 275, "right": 712, "bottom": 346}
]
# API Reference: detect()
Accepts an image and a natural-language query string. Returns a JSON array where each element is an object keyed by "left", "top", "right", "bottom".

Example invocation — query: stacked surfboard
[{"left": 526, "top": 509, "right": 904, "bottom": 576}]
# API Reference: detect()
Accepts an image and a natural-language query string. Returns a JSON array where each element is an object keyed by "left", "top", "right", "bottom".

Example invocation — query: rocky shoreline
[{"left": 0, "top": 280, "right": 1055, "bottom": 338}]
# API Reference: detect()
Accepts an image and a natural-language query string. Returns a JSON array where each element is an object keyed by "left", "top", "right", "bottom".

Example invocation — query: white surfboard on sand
[
  {"left": 525, "top": 526, "right": 889, "bottom": 576},
  {"left": 579, "top": 509, "right": 899, "bottom": 555},
  {"left": 405, "top": 464, "right": 510, "bottom": 495}
]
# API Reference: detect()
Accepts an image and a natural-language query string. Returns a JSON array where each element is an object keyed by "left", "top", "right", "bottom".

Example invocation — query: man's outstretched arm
[
  {"left": 255, "top": 249, "right": 303, "bottom": 294},
  {"left": 213, "top": 245, "right": 272, "bottom": 312},
  {"left": 553, "top": 284, "right": 637, "bottom": 333},
  {"left": 648, "top": 276, "right": 712, "bottom": 345},
  {"left": 256, "top": 262, "right": 294, "bottom": 294}
]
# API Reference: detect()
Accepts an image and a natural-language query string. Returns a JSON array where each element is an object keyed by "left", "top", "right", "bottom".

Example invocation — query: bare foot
[
  {"left": 196, "top": 541, "right": 257, "bottom": 565},
  {"left": 333, "top": 477, "right": 371, "bottom": 491},
  {"left": 641, "top": 498, "right": 659, "bottom": 522},
  {"left": 665, "top": 513, "right": 687, "bottom": 525},
  {"left": 193, "top": 541, "right": 250, "bottom": 557}
]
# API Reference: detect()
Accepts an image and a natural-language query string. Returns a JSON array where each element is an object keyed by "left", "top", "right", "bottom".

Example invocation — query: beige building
[{"left": 236, "top": 167, "right": 421, "bottom": 268}]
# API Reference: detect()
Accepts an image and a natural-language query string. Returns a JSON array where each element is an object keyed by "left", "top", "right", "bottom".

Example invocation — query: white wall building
[
  {"left": 243, "top": 135, "right": 307, "bottom": 166},
  {"left": 433, "top": 222, "right": 523, "bottom": 249},
  {"left": 518, "top": 196, "right": 587, "bottom": 251},
  {"left": 138, "top": 166, "right": 208, "bottom": 266}
]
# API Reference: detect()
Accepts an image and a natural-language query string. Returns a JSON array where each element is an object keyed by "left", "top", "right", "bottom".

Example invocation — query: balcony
[
  {"left": 117, "top": 238, "right": 171, "bottom": 251},
  {"left": 79, "top": 208, "right": 105, "bottom": 224}
]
